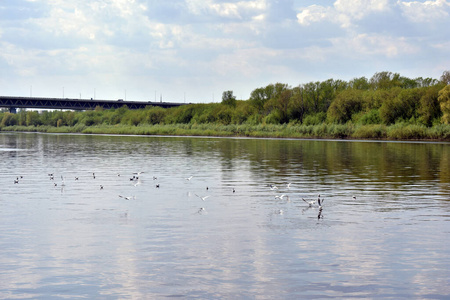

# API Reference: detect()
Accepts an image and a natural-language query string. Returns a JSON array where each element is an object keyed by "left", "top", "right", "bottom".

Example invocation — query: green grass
[{"left": 1, "top": 123, "right": 450, "bottom": 141}]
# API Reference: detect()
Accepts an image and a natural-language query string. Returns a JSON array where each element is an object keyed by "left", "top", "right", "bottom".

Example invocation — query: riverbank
[{"left": 2, "top": 123, "right": 450, "bottom": 141}]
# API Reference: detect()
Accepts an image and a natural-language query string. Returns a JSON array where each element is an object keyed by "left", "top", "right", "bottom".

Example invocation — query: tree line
[{"left": 1, "top": 71, "right": 450, "bottom": 129}]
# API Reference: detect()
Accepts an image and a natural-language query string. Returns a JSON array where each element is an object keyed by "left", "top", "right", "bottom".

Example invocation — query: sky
[{"left": 0, "top": 0, "right": 449, "bottom": 103}]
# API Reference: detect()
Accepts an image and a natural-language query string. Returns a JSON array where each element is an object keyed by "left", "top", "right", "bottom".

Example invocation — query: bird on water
[{"left": 302, "top": 198, "right": 316, "bottom": 207}]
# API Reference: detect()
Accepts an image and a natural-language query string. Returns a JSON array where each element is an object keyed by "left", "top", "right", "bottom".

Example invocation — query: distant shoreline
[{"left": 2, "top": 123, "right": 450, "bottom": 142}]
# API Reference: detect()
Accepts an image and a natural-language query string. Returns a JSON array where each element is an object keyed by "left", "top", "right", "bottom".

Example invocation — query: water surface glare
[{"left": 1, "top": 132, "right": 449, "bottom": 299}]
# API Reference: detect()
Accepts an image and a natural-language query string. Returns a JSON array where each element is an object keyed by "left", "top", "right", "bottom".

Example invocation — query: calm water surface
[{"left": 0, "top": 132, "right": 449, "bottom": 299}]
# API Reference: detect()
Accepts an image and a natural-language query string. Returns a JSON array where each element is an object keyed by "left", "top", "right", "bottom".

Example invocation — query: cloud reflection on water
[{"left": 0, "top": 133, "right": 449, "bottom": 298}]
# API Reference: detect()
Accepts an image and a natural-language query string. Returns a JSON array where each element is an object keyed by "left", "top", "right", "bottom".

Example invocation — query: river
[{"left": 0, "top": 132, "right": 449, "bottom": 299}]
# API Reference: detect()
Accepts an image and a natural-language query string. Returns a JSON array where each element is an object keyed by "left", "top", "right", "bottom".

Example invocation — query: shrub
[
  {"left": 386, "top": 123, "right": 427, "bottom": 140},
  {"left": 303, "top": 112, "right": 326, "bottom": 125},
  {"left": 352, "top": 125, "right": 387, "bottom": 139},
  {"left": 356, "top": 109, "right": 382, "bottom": 125}
]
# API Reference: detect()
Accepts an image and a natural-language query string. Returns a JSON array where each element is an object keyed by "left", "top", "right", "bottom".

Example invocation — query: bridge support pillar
[{"left": 9, "top": 107, "right": 17, "bottom": 114}]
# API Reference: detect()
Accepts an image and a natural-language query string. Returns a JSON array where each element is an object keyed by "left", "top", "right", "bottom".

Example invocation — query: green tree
[
  {"left": 18, "top": 110, "right": 27, "bottom": 126},
  {"left": 287, "top": 86, "right": 309, "bottom": 123},
  {"left": 66, "top": 111, "right": 77, "bottom": 126},
  {"left": 379, "top": 88, "right": 423, "bottom": 124},
  {"left": 249, "top": 87, "right": 269, "bottom": 112},
  {"left": 275, "top": 89, "right": 292, "bottom": 123},
  {"left": 231, "top": 101, "right": 255, "bottom": 124},
  {"left": 370, "top": 71, "right": 402, "bottom": 90},
  {"left": 165, "top": 104, "right": 195, "bottom": 124},
  {"left": 302, "top": 82, "right": 321, "bottom": 113},
  {"left": 260, "top": 83, "right": 290, "bottom": 117},
  {"left": 26, "top": 111, "right": 41, "bottom": 126},
  {"left": 0, "top": 112, "right": 18, "bottom": 126},
  {"left": 349, "top": 77, "right": 370, "bottom": 90},
  {"left": 215, "top": 105, "right": 233, "bottom": 125},
  {"left": 40, "top": 111, "right": 52, "bottom": 125},
  {"left": 438, "top": 85, "right": 450, "bottom": 124},
  {"left": 399, "top": 76, "right": 418, "bottom": 89},
  {"left": 415, "top": 77, "right": 439, "bottom": 87},
  {"left": 440, "top": 70, "right": 450, "bottom": 85},
  {"left": 327, "top": 89, "right": 363, "bottom": 123},
  {"left": 418, "top": 85, "right": 443, "bottom": 126},
  {"left": 221, "top": 90, "right": 236, "bottom": 107},
  {"left": 144, "top": 106, "right": 167, "bottom": 125}
]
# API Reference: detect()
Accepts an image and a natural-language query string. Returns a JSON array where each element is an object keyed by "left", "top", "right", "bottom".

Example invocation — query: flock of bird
[
  {"left": 268, "top": 184, "right": 326, "bottom": 219},
  {"left": 12, "top": 172, "right": 332, "bottom": 220}
]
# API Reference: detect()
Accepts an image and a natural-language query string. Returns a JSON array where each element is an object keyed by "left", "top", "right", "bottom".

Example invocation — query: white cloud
[
  {"left": 334, "top": 0, "right": 390, "bottom": 19},
  {"left": 186, "top": 0, "right": 266, "bottom": 19},
  {"left": 334, "top": 33, "right": 419, "bottom": 58},
  {"left": 0, "top": 0, "right": 448, "bottom": 101},
  {"left": 296, "top": 5, "right": 331, "bottom": 26},
  {"left": 297, "top": 0, "right": 391, "bottom": 28},
  {"left": 297, "top": 0, "right": 450, "bottom": 29},
  {"left": 398, "top": 0, "right": 450, "bottom": 22}
]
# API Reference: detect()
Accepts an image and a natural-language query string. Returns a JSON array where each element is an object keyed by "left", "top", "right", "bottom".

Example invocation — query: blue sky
[{"left": 0, "top": 0, "right": 449, "bottom": 103}]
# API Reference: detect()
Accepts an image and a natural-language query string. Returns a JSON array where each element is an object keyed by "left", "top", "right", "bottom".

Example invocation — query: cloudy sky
[{"left": 0, "top": 0, "right": 449, "bottom": 103}]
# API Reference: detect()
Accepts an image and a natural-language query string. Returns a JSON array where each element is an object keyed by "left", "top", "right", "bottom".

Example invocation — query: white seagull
[
  {"left": 302, "top": 198, "right": 316, "bottom": 207},
  {"left": 118, "top": 195, "right": 135, "bottom": 200},
  {"left": 318, "top": 198, "right": 324, "bottom": 209},
  {"left": 186, "top": 176, "right": 193, "bottom": 181},
  {"left": 275, "top": 194, "right": 289, "bottom": 200},
  {"left": 317, "top": 198, "right": 324, "bottom": 219},
  {"left": 195, "top": 194, "right": 210, "bottom": 201}
]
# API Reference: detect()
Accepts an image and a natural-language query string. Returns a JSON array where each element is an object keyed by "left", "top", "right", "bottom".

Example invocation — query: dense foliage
[{"left": 1, "top": 71, "right": 450, "bottom": 140}]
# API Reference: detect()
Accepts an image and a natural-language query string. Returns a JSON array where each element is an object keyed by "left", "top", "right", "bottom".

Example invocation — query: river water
[{"left": 0, "top": 132, "right": 449, "bottom": 299}]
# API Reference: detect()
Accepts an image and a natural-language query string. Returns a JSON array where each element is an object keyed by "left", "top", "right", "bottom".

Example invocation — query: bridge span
[{"left": 0, "top": 96, "right": 186, "bottom": 113}]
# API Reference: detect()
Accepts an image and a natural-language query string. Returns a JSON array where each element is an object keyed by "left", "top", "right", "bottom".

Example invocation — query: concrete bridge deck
[{"left": 0, "top": 96, "right": 185, "bottom": 113}]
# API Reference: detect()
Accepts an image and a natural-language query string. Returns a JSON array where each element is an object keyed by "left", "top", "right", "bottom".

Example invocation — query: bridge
[{"left": 0, "top": 96, "right": 186, "bottom": 113}]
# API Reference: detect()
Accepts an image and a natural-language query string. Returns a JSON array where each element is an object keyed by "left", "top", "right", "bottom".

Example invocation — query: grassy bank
[{"left": 2, "top": 123, "right": 450, "bottom": 141}]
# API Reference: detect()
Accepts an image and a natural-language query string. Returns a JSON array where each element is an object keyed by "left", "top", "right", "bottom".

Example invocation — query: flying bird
[
  {"left": 317, "top": 199, "right": 324, "bottom": 219},
  {"left": 302, "top": 198, "right": 316, "bottom": 207},
  {"left": 275, "top": 194, "right": 289, "bottom": 200},
  {"left": 318, "top": 198, "right": 324, "bottom": 209},
  {"left": 195, "top": 194, "right": 210, "bottom": 201}
]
